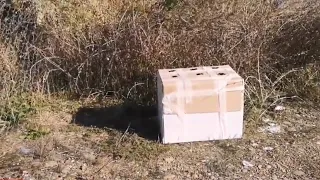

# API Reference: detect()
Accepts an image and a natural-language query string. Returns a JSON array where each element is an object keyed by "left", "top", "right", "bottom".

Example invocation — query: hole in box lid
[
  {"left": 172, "top": 75, "right": 178, "bottom": 78},
  {"left": 212, "top": 66, "right": 219, "bottom": 69},
  {"left": 217, "top": 72, "right": 226, "bottom": 76},
  {"left": 190, "top": 68, "right": 197, "bottom": 71},
  {"left": 168, "top": 70, "right": 176, "bottom": 72},
  {"left": 196, "top": 73, "right": 204, "bottom": 76}
]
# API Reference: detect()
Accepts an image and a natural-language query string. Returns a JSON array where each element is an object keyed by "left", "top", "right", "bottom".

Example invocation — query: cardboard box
[{"left": 157, "top": 65, "right": 244, "bottom": 144}]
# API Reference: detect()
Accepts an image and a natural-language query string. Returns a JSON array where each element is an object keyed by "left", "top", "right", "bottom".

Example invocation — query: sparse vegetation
[
  {"left": 0, "top": 0, "right": 319, "bottom": 178},
  {"left": 24, "top": 128, "right": 49, "bottom": 140},
  {"left": 102, "top": 130, "right": 170, "bottom": 162},
  {"left": 1, "top": 0, "right": 319, "bottom": 118}
]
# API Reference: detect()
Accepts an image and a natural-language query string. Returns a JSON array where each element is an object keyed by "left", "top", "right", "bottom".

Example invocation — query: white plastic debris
[
  {"left": 242, "top": 160, "right": 254, "bottom": 168},
  {"left": 274, "top": 105, "right": 285, "bottom": 111},
  {"left": 263, "top": 147, "right": 274, "bottom": 151},
  {"left": 266, "top": 125, "right": 281, "bottom": 134},
  {"left": 259, "top": 123, "right": 281, "bottom": 134}
]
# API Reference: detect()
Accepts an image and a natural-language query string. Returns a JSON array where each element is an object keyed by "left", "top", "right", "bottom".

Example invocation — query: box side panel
[
  {"left": 160, "top": 70, "right": 245, "bottom": 114},
  {"left": 156, "top": 72, "right": 165, "bottom": 142},
  {"left": 162, "top": 111, "right": 243, "bottom": 144},
  {"left": 161, "top": 115, "right": 184, "bottom": 144},
  {"left": 162, "top": 89, "right": 244, "bottom": 115},
  {"left": 184, "top": 90, "right": 244, "bottom": 113}
]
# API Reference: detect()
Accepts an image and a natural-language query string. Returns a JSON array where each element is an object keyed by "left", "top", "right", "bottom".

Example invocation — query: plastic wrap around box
[{"left": 157, "top": 65, "right": 245, "bottom": 144}]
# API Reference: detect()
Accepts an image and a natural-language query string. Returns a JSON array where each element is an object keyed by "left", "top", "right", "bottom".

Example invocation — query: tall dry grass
[{"left": 0, "top": 0, "right": 319, "bottom": 125}]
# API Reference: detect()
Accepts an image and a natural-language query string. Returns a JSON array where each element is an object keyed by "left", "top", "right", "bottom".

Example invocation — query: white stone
[
  {"left": 263, "top": 147, "right": 274, "bottom": 151},
  {"left": 293, "top": 170, "right": 305, "bottom": 176},
  {"left": 45, "top": 161, "right": 58, "bottom": 168},
  {"left": 274, "top": 105, "right": 285, "bottom": 111},
  {"left": 242, "top": 160, "right": 254, "bottom": 168}
]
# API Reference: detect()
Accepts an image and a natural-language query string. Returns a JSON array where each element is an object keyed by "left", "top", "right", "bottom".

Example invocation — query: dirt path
[{"left": 0, "top": 104, "right": 319, "bottom": 180}]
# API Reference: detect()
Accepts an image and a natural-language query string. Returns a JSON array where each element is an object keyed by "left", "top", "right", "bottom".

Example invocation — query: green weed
[
  {"left": 24, "top": 128, "right": 50, "bottom": 140},
  {"left": 102, "top": 131, "right": 169, "bottom": 162}
]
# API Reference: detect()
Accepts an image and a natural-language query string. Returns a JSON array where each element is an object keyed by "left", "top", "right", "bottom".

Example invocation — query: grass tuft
[{"left": 102, "top": 130, "right": 169, "bottom": 162}]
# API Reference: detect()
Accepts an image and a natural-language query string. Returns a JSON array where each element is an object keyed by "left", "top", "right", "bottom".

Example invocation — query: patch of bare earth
[{"left": 0, "top": 103, "right": 319, "bottom": 180}]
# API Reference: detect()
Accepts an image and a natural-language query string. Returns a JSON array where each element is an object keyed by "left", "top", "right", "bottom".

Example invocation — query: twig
[
  {"left": 126, "top": 83, "right": 144, "bottom": 99},
  {"left": 92, "top": 159, "right": 115, "bottom": 175},
  {"left": 258, "top": 95, "right": 299, "bottom": 120},
  {"left": 116, "top": 122, "right": 131, "bottom": 147}
]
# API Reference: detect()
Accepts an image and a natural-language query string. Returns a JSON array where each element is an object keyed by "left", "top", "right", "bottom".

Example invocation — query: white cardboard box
[{"left": 157, "top": 65, "right": 244, "bottom": 144}]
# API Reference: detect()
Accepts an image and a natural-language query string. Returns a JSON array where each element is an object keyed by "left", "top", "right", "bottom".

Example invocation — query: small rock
[
  {"left": 22, "top": 171, "right": 34, "bottom": 180},
  {"left": 226, "top": 163, "right": 235, "bottom": 170},
  {"left": 252, "top": 143, "right": 259, "bottom": 147},
  {"left": 275, "top": 0, "right": 285, "bottom": 8},
  {"left": 293, "top": 170, "right": 305, "bottom": 176},
  {"left": 31, "top": 160, "right": 42, "bottom": 167},
  {"left": 62, "top": 166, "right": 71, "bottom": 174},
  {"left": 81, "top": 163, "right": 87, "bottom": 171},
  {"left": 142, "top": 171, "right": 149, "bottom": 176},
  {"left": 263, "top": 147, "right": 274, "bottom": 151},
  {"left": 19, "top": 147, "right": 34, "bottom": 156},
  {"left": 258, "top": 165, "right": 262, "bottom": 169},
  {"left": 45, "top": 161, "right": 59, "bottom": 168},
  {"left": 233, "top": 175, "right": 240, "bottom": 179},
  {"left": 316, "top": 141, "right": 320, "bottom": 145},
  {"left": 242, "top": 160, "right": 254, "bottom": 168},
  {"left": 263, "top": 118, "right": 272, "bottom": 123},
  {"left": 268, "top": 122, "right": 277, "bottom": 126},
  {"left": 267, "top": 165, "right": 272, "bottom": 169},
  {"left": 128, "top": 161, "right": 135, "bottom": 166},
  {"left": 164, "top": 174, "right": 176, "bottom": 180},
  {"left": 287, "top": 127, "right": 297, "bottom": 132},
  {"left": 159, "top": 166, "right": 168, "bottom": 172},
  {"left": 193, "top": 173, "right": 199, "bottom": 179},
  {"left": 283, "top": 121, "right": 292, "bottom": 126},
  {"left": 259, "top": 124, "right": 281, "bottom": 134},
  {"left": 83, "top": 153, "right": 96, "bottom": 162},
  {"left": 164, "top": 157, "right": 174, "bottom": 163},
  {"left": 272, "top": 175, "right": 278, "bottom": 180},
  {"left": 69, "top": 132, "right": 75, "bottom": 136},
  {"left": 267, "top": 125, "right": 281, "bottom": 134}
]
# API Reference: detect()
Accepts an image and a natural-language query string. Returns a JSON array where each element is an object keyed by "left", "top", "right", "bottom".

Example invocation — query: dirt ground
[{"left": 0, "top": 101, "right": 319, "bottom": 180}]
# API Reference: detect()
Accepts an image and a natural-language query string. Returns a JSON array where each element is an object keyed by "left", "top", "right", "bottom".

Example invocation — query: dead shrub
[{"left": 1, "top": 0, "right": 319, "bottom": 108}]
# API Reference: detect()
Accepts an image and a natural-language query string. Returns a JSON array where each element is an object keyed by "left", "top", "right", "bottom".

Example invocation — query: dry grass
[
  {"left": 0, "top": 94, "right": 319, "bottom": 179},
  {"left": 0, "top": 1, "right": 320, "bottom": 178},
  {"left": 0, "top": 0, "right": 319, "bottom": 125}
]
